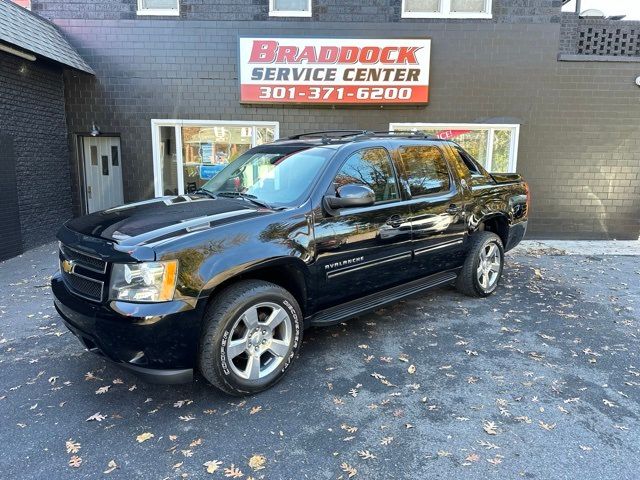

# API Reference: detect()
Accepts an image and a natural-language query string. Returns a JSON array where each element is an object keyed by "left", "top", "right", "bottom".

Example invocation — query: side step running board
[{"left": 308, "top": 269, "right": 459, "bottom": 327}]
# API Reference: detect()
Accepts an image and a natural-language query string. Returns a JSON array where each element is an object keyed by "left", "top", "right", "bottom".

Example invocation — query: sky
[{"left": 564, "top": 0, "right": 640, "bottom": 20}]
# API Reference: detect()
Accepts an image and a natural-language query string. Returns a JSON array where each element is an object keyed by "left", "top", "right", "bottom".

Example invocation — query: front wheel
[
  {"left": 199, "top": 280, "right": 303, "bottom": 396},
  {"left": 456, "top": 232, "right": 504, "bottom": 297}
]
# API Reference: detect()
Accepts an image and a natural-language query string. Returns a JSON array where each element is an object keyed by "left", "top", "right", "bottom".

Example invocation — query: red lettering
[
  {"left": 359, "top": 46, "right": 380, "bottom": 64},
  {"left": 249, "top": 40, "right": 277, "bottom": 63},
  {"left": 396, "top": 47, "right": 421, "bottom": 64},
  {"left": 276, "top": 46, "right": 299, "bottom": 63},
  {"left": 296, "top": 46, "right": 317, "bottom": 63},
  {"left": 318, "top": 46, "right": 339, "bottom": 63},
  {"left": 380, "top": 47, "right": 398, "bottom": 64},
  {"left": 338, "top": 46, "right": 359, "bottom": 64}
]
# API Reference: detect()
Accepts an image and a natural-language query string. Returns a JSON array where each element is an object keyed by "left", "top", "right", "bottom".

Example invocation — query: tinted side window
[
  {"left": 455, "top": 147, "right": 481, "bottom": 175},
  {"left": 334, "top": 148, "right": 399, "bottom": 202},
  {"left": 399, "top": 146, "right": 451, "bottom": 196}
]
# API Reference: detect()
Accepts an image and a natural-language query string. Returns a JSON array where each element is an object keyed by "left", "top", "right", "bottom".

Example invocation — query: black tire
[
  {"left": 456, "top": 232, "right": 505, "bottom": 297},
  {"left": 198, "top": 280, "right": 303, "bottom": 396}
]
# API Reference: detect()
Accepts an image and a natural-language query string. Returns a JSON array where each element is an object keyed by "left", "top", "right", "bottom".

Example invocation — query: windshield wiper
[
  {"left": 194, "top": 188, "right": 216, "bottom": 199},
  {"left": 216, "top": 191, "right": 277, "bottom": 210}
]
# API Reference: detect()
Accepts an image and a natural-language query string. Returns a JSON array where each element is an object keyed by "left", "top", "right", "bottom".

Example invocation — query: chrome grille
[
  {"left": 61, "top": 268, "right": 104, "bottom": 301},
  {"left": 59, "top": 243, "right": 107, "bottom": 302},
  {"left": 59, "top": 244, "right": 106, "bottom": 273}
]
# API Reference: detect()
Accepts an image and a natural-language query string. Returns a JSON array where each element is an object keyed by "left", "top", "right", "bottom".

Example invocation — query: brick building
[
  {"left": 0, "top": 0, "right": 93, "bottom": 260},
  {"left": 0, "top": 0, "right": 638, "bottom": 260}
]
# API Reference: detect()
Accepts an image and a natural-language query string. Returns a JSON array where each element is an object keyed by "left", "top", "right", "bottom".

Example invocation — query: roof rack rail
[
  {"left": 286, "top": 130, "right": 368, "bottom": 140},
  {"left": 353, "top": 130, "right": 440, "bottom": 140}
]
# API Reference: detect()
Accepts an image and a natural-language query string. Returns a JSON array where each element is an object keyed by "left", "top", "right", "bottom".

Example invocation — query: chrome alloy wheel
[
  {"left": 225, "top": 302, "right": 293, "bottom": 381},
  {"left": 476, "top": 242, "right": 501, "bottom": 291}
]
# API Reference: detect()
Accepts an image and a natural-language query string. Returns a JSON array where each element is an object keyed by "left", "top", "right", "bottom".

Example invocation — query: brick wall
[
  {"left": 0, "top": 52, "right": 73, "bottom": 253},
  {"left": 561, "top": 13, "right": 640, "bottom": 56},
  {"left": 36, "top": 0, "right": 640, "bottom": 239},
  {"left": 33, "top": 0, "right": 561, "bottom": 23}
]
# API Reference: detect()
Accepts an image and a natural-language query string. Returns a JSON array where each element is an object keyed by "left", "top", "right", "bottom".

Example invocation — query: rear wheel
[
  {"left": 199, "top": 280, "right": 302, "bottom": 396},
  {"left": 456, "top": 232, "right": 504, "bottom": 297}
]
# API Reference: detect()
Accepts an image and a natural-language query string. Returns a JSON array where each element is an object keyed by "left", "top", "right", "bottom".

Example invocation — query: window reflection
[
  {"left": 335, "top": 148, "right": 399, "bottom": 202},
  {"left": 180, "top": 126, "right": 276, "bottom": 194},
  {"left": 399, "top": 146, "right": 450, "bottom": 196}
]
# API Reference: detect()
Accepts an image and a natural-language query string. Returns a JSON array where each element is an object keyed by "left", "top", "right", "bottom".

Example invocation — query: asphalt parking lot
[{"left": 0, "top": 243, "right": 638, "bottom": 479}]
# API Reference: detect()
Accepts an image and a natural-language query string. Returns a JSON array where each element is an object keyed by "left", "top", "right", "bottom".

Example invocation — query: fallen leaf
[
  {"left": 95, "top": 385, "right": 110, "bottom": 395},
  {"left": 65, "top": 439, "right": 81, "bottom": 454},
  {"left": 465, "top": 453, "right": 480, "bottom": 462},
  {"left": 136, "top": 432, "right": 154, "bottom": 443},
  {"left": 358, "top": 450, "right": 377, "bottom": 460},
  {"left": 380, "top": 436, "right": 394, "bottom": 445},
  {"left": 407, "top": 364, "right": 416, "bottom": 374},
  {"left": 483, "top": 420, "right": 499, "bottom": 435},
  {"left": 340, "top": 462, "right": 357, "bottom": 478},
  {"left": 341, "top": 424, "right": 358, "bottom": 434},
  {"left": 103, "top": 460, "right": 117, "bottom": 474},
  {"left": 249, "top": 406, "right": 262, "bottom": 415},
  {"left": 224, "top": 464, "right": 243, "bottom": 478},
  {"left": 204, "top": 460, "right": 223, "bottom": 474},
  {"left": 68, "top": 455, "right": 82, "bottom": 468},
  {"left": 539, "top": 421, "right": 556, "bottom": 431},
  {"left": 86, "top": 412, "right": 107, "bottom": 422},
  {"left": 248, "top": 454, "right": 266, "bottom": 471}
]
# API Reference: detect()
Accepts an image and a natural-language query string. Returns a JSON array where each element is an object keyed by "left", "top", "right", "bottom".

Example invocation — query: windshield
[{"left": 200, "top": 145, "right": 336, "bottom": 206}]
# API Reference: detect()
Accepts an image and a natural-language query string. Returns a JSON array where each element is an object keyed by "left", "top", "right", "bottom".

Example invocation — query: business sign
[
  {"left": 199, "top": 164, "right": 224, "bottom": 180},
  {"left": 239, "top": 37, "right": 431, "bottom": 105}
]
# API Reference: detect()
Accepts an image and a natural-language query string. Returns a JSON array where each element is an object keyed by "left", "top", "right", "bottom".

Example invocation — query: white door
[{"left": 83, "top": 137, "right": 124, "bottom": 213}]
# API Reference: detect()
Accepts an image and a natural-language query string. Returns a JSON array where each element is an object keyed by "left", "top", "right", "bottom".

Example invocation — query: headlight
[{"left": 110, "top": 260, "right": 178, "bottom": 302}]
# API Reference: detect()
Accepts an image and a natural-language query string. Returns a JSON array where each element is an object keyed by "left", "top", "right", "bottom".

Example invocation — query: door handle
[
  {"left": 87, "top": 186, "right": 92, "bottom": 199},
  {"left": 447, "top": 204, "right": 461, "bottom": 214},
  {"left": 387, "top": 214, "right": 403, "bottom": 228}
]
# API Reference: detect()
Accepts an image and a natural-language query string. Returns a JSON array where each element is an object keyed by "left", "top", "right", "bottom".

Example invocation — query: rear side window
[
  {"left": 455, "top": 146, "right": 482, "bottom": 175},
  {"left": 399, "top": 146, "right": 451, "bottom": 196},
  {"left": 334, "top": 148, "right": 399, "bottom": 203}
]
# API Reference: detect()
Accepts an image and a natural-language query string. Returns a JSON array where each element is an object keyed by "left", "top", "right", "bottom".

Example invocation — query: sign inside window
[{"left": 239, "top": 38, "right": 431, "bottom": 105}]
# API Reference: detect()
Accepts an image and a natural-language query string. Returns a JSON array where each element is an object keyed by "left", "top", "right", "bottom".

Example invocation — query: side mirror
[{"left": 324, "top": 184, "right": 375, "bottom": 210}]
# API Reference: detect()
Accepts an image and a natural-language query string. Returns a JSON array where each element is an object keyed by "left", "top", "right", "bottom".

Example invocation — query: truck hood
[{"left": 64, "top": 195, "right": 264, "bottom": 247}]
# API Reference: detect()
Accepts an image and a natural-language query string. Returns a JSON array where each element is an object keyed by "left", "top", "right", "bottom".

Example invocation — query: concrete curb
[{"left": 511, "top": 240, "right": 640, "bottom": 256}]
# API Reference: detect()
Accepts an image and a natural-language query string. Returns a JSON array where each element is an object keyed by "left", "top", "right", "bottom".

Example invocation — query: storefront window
[
  {"left": 389, "top": 123, "right": 519, "bottom": 172},
  {"left": 159, "top": 126, "right": 178, "bottom": 195},
  {"left": 182, "top": 126, "right": 254, "bottom": 193},
  {"left": 152, "top": 121, "right": 279, "bottom": 197}
]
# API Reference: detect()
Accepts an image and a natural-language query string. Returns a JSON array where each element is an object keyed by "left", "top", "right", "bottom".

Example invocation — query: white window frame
[
  {"left": 151, "top": 119, "right": 280, "bottom": 197},
  {"left": 401, "top": 0, "right": 492, "bottom": 19},
  {"left": 389, "top": 122, "right": 520, "bottom": 172},
  {"left": 137, "top": 0, "right": 180, "bottom": 16},
  {"left": 269, "top": 0, "right": 312, "bottom": 17}
]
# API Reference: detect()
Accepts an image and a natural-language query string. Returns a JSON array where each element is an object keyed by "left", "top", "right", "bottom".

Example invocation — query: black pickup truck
[{"left": 52, "top": 131, "right": 529, "bottom": 395}]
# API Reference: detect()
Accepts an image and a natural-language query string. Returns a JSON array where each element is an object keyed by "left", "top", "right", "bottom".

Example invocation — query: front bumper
[{"left": 52, "top": 274, "right": 205, "bottom": 384}]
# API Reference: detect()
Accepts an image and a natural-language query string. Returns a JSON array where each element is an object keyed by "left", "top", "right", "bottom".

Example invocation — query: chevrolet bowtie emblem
[{"left": 61, "top": 259, "right": 75, "bottom": 274}]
